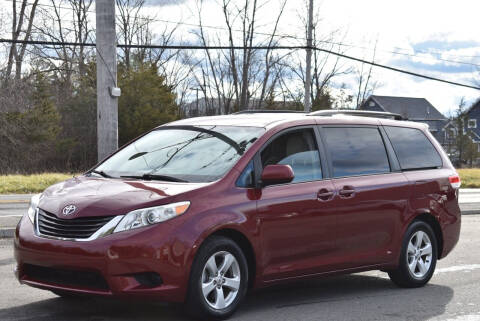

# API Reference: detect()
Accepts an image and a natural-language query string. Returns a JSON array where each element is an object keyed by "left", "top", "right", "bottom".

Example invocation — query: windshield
[{"left": 94, "top": 125, "right": 265, "bottom": 183}]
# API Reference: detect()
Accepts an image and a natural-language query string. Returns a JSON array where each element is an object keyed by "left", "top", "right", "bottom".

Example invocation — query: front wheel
[
  {"left": 186, "top": 236, "right": 248, "bottom": 320},
  {"left": 388, "top": 221, "right": 438, "bottom": 288}
]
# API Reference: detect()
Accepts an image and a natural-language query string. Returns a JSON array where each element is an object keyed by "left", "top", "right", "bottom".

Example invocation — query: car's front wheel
[
  {"left": 186, "top": 236, "right": 248, "bottom": 320},
  {"left": 388, "top": 220, "right": 438, "bottom": 287}
]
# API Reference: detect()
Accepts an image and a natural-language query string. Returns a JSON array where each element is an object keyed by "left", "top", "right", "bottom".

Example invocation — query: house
[
  {"left": 360, "top": 95, "right": 450, "bottom": 148},
  {"left": 464, "top": 98, "right": 480, "bottom": 152}
]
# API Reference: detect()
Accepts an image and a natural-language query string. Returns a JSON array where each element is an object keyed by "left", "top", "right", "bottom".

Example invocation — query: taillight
[{"left": 449, "top": 174, "right": 461, "bottom": 189}]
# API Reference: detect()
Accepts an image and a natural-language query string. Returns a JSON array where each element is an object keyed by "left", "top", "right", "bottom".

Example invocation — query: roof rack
[
  {"left": 308, "top": 110, "right": 406, "bottom": 120},
  {"left": 234, "top": 110, "right": 306, "bottom": 114}
]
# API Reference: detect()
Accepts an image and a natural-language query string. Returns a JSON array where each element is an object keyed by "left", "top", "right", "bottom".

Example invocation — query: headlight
[
  {"left": 113, "top": 201, "right": 190, "bottom": 233},
  {"left": 27, "top": 194, "right": 41, "bottom": 223}
]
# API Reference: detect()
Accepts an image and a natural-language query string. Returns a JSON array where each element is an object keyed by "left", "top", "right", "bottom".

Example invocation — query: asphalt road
[{"left": 1, "top": 215, "right": 480, "bottom": 321}]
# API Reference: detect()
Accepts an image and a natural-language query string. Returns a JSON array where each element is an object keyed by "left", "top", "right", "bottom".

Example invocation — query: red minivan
[{"left": 14, "top": 110, "right": 461, "bottom": 320}]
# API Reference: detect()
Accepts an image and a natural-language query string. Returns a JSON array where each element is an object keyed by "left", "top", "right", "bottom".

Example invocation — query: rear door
[
  {"left": 256, "top": 126, "right": 339, "bottom": 281},
  {"left": 319, "top": 125, "right": 410, "bottom": 269}
]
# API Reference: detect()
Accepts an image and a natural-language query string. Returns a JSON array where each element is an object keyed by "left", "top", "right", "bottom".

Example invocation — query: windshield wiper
[
  {"left": 90, "top": 170, "right": 114, "bottom": 178},
  {"left": 121, "top": 174, "right": 189, "bottom": 183},
  {"left": 156, "top": 125, "right": 245, "bottom": 155}
]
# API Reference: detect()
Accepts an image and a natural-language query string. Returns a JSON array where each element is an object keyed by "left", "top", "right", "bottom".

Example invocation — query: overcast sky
[{"left": 1, "top": 0, "right": 479, "bottom": 115}]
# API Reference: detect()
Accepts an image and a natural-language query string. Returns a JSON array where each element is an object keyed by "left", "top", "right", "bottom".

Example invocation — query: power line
[
  {"left": 1, "top": 38, "right": 479, "bottom": 91},
  {"left": 8, "top": 0, "right": 480, "bottom": 65}
]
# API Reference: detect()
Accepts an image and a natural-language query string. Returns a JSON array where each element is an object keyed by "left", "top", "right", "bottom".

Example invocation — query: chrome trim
[{"left": 34, "top": 210, "right": 124, "bottom": 242}]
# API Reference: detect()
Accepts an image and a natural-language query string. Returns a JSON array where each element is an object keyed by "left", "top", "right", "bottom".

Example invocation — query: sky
[
  {"left": 142, "top": 0, "right": 480, "bottom": 115},
  {"left": 1, "top": 0, "right": 479, "bottom": 115}
]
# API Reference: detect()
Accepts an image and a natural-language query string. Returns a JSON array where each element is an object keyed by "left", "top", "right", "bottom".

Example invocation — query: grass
[
  {"left": 0, "top": 173, "right": 76, "bottom": 194},
  {"left": 0, "top": 169, "right": 479, "bottom": 194},
  {"left": 457, "top": 168, "right": 480, "bottom": 188}
]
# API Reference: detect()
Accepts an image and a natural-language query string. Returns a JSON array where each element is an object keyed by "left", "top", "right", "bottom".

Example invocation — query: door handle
[
  {"left": 317, "top": 189, "right": 334, "bottom": 201},
  {"left": 339, "top": 186, "right": 355, "bottom": 198}
]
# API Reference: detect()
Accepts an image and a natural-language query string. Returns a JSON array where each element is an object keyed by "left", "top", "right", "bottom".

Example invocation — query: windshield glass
[{"left": 95, "top": 126, "right": 265, "bottom": 183}]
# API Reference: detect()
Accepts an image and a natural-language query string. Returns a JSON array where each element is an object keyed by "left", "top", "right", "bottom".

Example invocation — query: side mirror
[{"left": 261, "top": 164, "right": 294, "bottom": 186}]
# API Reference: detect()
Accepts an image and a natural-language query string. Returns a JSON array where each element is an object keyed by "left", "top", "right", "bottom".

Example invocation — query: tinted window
[
  {"left": 323, "top": 127, "right": 390, "bottom": 177},
  {"left": 96, "top": 126, "right": 265, "bottom": 182},
  {"left": 261, "top": 129, "right": 322, "bottom": 183},
  {"left": 385, "top": 126, "right": 442, "bottom": 170}
]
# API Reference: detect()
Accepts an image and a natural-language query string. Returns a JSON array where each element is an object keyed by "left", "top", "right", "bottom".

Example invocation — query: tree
[
  {"left": 354, "top": 40, "right": 381, "bottom": 108},
  {"left": 33, "top": 0, "right": 94, "bottom": 92},
  {"left": 0, "top": 73, "right": 61, "bottom": 173},
  {"left": 192, "top": 0, "right": 289, "bottom": 113},
  {"left": 4, "top": 0, "right": 40, "bottom": 81},
  {"left": 118, "top": 61, "right": 179, "bottom": 145}
]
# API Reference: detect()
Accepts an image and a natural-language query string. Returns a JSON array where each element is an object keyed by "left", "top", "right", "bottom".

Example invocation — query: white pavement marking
[
  {"left": 0, "top": 215, "right": 23, "bottom": 218},
  {"left": 435, "top": 264, "right": 480, "bottom": 274},
  {"left": 444, "top": 314, "right": 480, "bottom": 321}
]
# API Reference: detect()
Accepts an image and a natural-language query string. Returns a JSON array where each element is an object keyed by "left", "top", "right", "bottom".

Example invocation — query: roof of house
[
  {"left": 363, "top": 95, "right": 447, "bottom": 121},
  {"left": 466, "top": 98, "right": 480, "bottom": 114}
]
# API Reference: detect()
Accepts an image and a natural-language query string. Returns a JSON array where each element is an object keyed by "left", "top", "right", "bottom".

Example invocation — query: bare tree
[
  {"left": 116, "top": 0, "right": 148, "bottom": 70},
  {"left": 4, "top": 0, "right": 40, "bottom": 81},
  {"left": 354, "top": 40, "right": 381, "bottom": 108},
  {"left": 191, "top": 0, "right": 289, "bottom": 114},
  {"left": 32, "top": 0, "right": 94, "bottom": 89}
]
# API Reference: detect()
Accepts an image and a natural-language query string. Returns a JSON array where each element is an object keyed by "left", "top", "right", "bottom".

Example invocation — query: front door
[{"left": 256, "top": 127, "right": 338, "bottom": 281}]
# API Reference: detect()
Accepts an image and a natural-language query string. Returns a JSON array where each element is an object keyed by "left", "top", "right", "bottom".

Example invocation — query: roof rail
[
  {"left": 234, "top": 110, "right": 306, "bottom": 114},
  {"left": 308, "top": 109, "right": 406, "bottom": 120}
]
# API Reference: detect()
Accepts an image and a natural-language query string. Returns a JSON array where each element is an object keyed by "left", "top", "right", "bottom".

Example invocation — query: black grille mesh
[
  {"left": 23, "top": 264, "right": 109, "bottom": 291},
  {"left": 37, "top": 209, "right": 113, "bottom": 239}
]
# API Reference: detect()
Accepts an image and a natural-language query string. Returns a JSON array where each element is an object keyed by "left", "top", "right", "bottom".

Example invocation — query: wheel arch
[
  {"left": 411, "top": 213, "right": 444, "bottom": 259},
  {"left": 204, "top": 228, "right": 257, "bottom": 289}
]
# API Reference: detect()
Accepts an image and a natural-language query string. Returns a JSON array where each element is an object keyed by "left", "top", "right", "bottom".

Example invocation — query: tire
[
  {"left": 388, "top": 220, "right": 438, "bottom": 288},
  {"left": 186, "top": 236, "right": 249, "bottom": 320}
]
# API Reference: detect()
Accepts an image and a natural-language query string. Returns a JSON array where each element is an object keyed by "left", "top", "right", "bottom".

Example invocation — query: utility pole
[
  {"left": 304, "top": 0, "right": 314, "bottom": 112},
  {"left": 96, "top": 0, "right": 119, "bottom": 161}
]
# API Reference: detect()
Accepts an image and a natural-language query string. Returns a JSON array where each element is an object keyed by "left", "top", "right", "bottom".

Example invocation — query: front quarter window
[{"left": 95, "top": 126, "right": 265, "bottom": 183}]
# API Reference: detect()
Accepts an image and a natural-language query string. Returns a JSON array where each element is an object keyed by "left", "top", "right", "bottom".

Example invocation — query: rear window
[
  {"left": 323, "top": 127, "right": 390, "bottom": 178},
  {"left": 384, "top": 126, "right": 442, "bottom": 170}
]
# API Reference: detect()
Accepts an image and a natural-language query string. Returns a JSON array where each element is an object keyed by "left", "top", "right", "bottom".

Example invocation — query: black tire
[
  {"left": 388, "top": 220, "right": 438, "bottom": 288},
  {"left": 186, "top": 236, "right": 249, "bottom": 320}
]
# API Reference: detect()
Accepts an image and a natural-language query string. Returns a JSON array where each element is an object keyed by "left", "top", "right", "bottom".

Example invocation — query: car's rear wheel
[
  {"left": 186, "top": 236, "right": 248, "bottom": 320},
  {"left": 388, "top": 220, "right": 438, "bottom": 287}
]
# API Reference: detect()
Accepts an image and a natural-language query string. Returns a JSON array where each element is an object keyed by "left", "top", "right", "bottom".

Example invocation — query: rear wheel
[
  {"left": 186, "top": 236, "right": 248, "bottom": 320},
  {"left": 388, "top": 221, "right": 438, "bottom": 288}
]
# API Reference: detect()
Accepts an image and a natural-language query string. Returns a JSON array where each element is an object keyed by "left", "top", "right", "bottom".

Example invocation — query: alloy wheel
[
  {"left": 201, "top": 251, "right": 241, "bottom": 310},
  {"left": 407, "top": 230, "right": 433, "bottom": 279}
]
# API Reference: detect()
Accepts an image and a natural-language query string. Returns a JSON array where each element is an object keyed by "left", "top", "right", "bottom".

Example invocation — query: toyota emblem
[{"left": 62, "top": 205, "right": 77, "bottom": 216}]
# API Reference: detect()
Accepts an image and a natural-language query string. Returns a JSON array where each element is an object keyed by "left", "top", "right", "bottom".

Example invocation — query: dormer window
[
  {"left": 369, "top": 101, "right": 375, "bottom": 107},
  {"left": 468, "top": 119, "right": 477, "bottom": 129}
]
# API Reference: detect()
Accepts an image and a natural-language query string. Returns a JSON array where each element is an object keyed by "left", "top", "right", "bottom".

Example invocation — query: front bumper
[{"left": 14, "top": 216, "right": 192, "bottom": 302}]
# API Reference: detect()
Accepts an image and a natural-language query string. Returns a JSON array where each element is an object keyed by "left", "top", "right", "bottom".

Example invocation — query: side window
[
  {"left": 323, "top": 127, "right": 390, "bottom": 178},
  {"left": 385, "top": 126, "right": 442, "bottom": 170},
  {"left": 261, "top": 129, "right": 322, "bottom": 183},
  {"left": 236, "top": 160, "right": 255, "bottom": 188}
]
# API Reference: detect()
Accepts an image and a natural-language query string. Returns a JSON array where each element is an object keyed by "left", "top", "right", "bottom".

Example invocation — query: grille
[
  {"left": 37, "top": 209, "right": 113, "bottom": 239},
  {"left": 23, "top": 264, "right": 109, "bottom": 291}
]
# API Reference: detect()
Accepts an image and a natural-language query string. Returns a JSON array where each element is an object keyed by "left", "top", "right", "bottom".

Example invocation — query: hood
[{"left": 39, "top": 175, "right": 209, "bottom": 219}]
